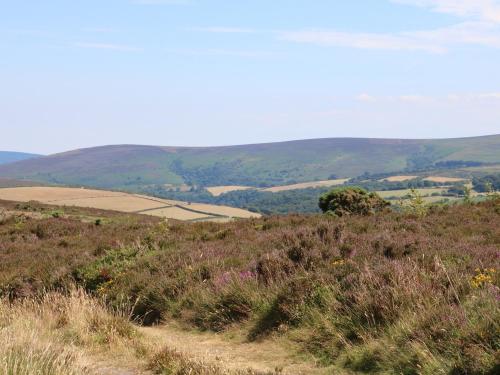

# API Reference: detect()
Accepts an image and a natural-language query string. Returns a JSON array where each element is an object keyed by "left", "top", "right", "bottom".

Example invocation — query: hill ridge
[{"left": 0, "top": 135, "right": 499, "bottom": 189}]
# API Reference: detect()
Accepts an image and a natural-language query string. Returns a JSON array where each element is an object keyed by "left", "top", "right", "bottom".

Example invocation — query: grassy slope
[
  {"left": 0, "top": 151, "right": 40, "bottom": 165},
  {"left": 0, "top": 135, "right": 499, "bottom": 189},
  {"left": 1, "top": 198, "right": 499, "bottom": 374}
]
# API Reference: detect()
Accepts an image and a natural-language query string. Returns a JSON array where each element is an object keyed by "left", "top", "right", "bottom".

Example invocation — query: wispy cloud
[
  {"left": 356, "top": 93, "right": 377, "bottom": 102},
  {"left": 167, "top": 48, "right": 274, "bottom": 58},
  {"left": 279, "top": 29, "right": 444, "bottom": 53},
  {"left": 82, "top": 27, "right": 119, "bottom": 33},
  {"left": 189, "top": 1, "right": 500, "bottom": 54},
  {"left": 132, "top": 0, "right": 192, "bottom": 4},
  {"left": 279, "top": 21, "right": 500, "bottom": 53},
  {"left": 189, "top": 26, "right": 257, "bottom": 34},
  {"left": 392, "top": 0, "right": 500, "bottom": 23},
  {"left": 75, "top": 42, "right": 142, "bottom": 52},
  {"left": 355, "top": 92, "right": 500, "bottom": 103},
  {"left": 475, "top": 92, "right": 500, "bottom": 99}
]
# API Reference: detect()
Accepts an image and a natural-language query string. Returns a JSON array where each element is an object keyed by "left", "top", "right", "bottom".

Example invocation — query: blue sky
[{"left": 1, "top": 0, "right": 499, "bottom": 154}]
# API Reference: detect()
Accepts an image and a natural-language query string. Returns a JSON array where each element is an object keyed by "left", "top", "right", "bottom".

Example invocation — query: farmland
[
  {"left": 423, "top": 176, "right": 467, "bottom": 183},
  {"left": 261, "top": 179, "right": 349, "bottom": 193},
  {"left": 206, "top": 185, "right": 254, "bottom": 196},
  {"left": 379, "top": 175, "right": 418, "bottom": 182},
  {"left": 207, "top": 179, "right": 349, "bottom": 196},
  {"left": 0, "top": 187, "right": 259, "bottom": 222}
]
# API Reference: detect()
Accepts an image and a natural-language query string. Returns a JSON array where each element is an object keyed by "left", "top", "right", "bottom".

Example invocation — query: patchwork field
[
  {"left": 380, "top": 175, "right": 418, "bottom": 182},
  {"left": 206, "top": 185, "right": 254, "bottom": 196},
  {"left": 376, "top": 187, "right": 448, "bottom": 199},
  {"left": 262, "top": 179, "right": 349, "bottom": 193},
  {"left": 206, "top": 179, "right": 349, "bottom": 196},
  {"left": 0, "top": 187, "right": 259, "bottom": 221},
  {"left": 423, "top": 176, "right": 468, "bottom": 183}
]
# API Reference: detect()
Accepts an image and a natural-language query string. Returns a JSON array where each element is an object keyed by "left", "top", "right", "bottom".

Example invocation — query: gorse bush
[{"left": 318, "top": 187, "right": 389, "bottom": 216}]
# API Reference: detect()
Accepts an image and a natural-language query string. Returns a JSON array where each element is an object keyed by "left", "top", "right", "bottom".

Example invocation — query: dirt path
[{"left": 139, "top": 323, "right": 329, "bottom": 375}]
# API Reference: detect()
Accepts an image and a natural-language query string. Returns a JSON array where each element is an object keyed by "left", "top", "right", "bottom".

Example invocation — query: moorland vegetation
[{"left": 0, "top": 192, "right": 499, "bottom": 374}]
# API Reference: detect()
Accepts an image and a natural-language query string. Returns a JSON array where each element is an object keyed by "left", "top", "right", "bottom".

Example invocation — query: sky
[{"left": 1, "top": 0, "right": 500, "bottom": 154}]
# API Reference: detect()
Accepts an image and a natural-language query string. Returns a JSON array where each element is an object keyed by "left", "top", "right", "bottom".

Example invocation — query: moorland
[{"left": 0, "top": 194, "right": 499, "bottom": 374}]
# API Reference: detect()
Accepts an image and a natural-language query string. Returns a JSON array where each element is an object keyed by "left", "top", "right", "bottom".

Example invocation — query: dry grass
[
  {"left": 379, "top": 175, "right": 418, "bottom": 182},
  {"left": 52, "top": 196, "right": 165, "bottom": 212},
  {"left": 423, "top": 176, "right": 468, "bottom": 183},
  {"left": 0, "top": 187, "right": 257, "bottom": 222},
  {"left": 146, "top": 206, "right": 215, "bottom": 221},
  {"left": 207, "top": 186, "right": 254, "bottom": 196},
  {"left": 262, "top": 179, "right": 348, "bottom": 193},
  {"left": 0, "top": 289, "right": 294, "bottom": 375},
  {"left": 184, "top": 203, "right": 261, "bottom": 218},
  {"left": 0, "top": 187, "right": 126, "bottom": 201},
  {"left": 0, "top": 289, "right": 140, "bottom": 375}
]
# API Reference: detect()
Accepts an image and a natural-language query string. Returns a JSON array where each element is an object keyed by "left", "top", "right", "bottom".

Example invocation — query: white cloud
[
  {"left": 356, "top": 94, "right": 377, "bottom": 102},
  {"left": 168, "top": 48, "right": 273, "bottom": 58},
  {"left": 279, "top": 29, "right": 444, "bottom": 53},
  {"left": 75, "top": 42, "right": 142, "bottom": 52},
  {"left": 191, "top": 2, "right": 500, "bottom": 53},
  {"left": 398, "top": 95, "right": 431, "bottom": 102},
  {"left": 477, "top": 92, "right": 500, "bottom": 99},
  {"left": 188, "top": 27, "right": 256, "bottom": 34},
  {"left": 132, "top": 0, "right": 192, "bottom": 4},
  {"left": 392, "top": 0, "right": 500, "bottom": 23},
  {"left": 355, "top": 93, "right": 500, "bottom": 103},
  {"left": 82, "top": 27, "right": 118, "bottom": 33},
  {"left": 405, "top": 21, "right": 500, "bottom": 48},
  {"left": 278, "top": 21, "right": 500, "bottom": 52}
]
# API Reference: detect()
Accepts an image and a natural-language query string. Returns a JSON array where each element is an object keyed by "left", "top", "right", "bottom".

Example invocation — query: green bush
[{"left": 319, "top": 187, "right": 389, "bottom": 216}]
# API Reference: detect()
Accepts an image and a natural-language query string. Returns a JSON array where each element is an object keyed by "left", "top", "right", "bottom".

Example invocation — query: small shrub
[{"left": 319, "top": 187, "right": 389, "bottom": 216}]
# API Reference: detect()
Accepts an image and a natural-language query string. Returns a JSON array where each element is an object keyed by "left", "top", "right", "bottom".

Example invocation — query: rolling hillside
[
  {"left": 0, "top": 186, "right": 259, "bottom": 221},
  {"left": 0, "top": 135, "right": 498, "bottom": 189},
  {"left": 0, "top": 151, "right": 40, "bottom": 165}
]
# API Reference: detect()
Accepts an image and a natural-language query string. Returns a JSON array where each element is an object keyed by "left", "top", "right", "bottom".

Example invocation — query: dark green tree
[{"left": 319, "top": 187, "right": 389, "bottom": 216}]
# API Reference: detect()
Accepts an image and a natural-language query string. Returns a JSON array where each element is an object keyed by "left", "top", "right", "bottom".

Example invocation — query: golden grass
[
  {"left": 380, "top": 175, "right": 418, "bottom": 182},
  {"left": 0, "top": 187, "right": 258, "bottom": 221},
  {"left": 206, "top": 186, "right": 254, "bottom": 197},
  {"left": 0, "top": 187, "right": 126, "bottom": 202},
  {"left": 262, "top": 179, "right": 348, "bottom": 193},
  {"left": 51, "top": 196, "right": 165, "bottom": 212},
  {"left": 0, "top": 289, "right": 140, "bottom": 375},
  {"left": 146, "top": 206, "right": 215, "bottom": 221},
  {"left": 0, "top": 290, "right": 296, "bottom": 374},
  {"left": 184, "top": 203, "right": 260, "bottom": 218},
  {"left": 423, "top": 176, "right": 468, "bottom": 183}
]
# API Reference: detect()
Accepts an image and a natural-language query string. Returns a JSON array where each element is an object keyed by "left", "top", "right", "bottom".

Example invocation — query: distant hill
[
  {"left": 0, "top": 135, "right": 498, "bottom": 189},
  {"left": 0, "top": 151, "right": 40, "bottom": 165}
]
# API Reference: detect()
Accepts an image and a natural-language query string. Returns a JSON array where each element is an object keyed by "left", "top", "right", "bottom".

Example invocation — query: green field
[{"left": 376, "top": 187, "right": 448, "bottom": 199}]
